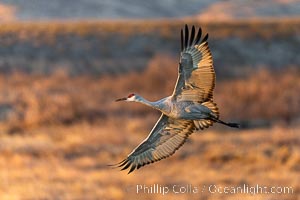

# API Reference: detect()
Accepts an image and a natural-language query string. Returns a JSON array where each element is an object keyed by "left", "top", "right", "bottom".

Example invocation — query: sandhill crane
[{"left": 113, "top": 25, "right": 239, "bottom": 174}]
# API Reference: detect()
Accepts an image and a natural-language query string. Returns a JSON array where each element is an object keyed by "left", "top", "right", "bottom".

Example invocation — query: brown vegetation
[
  {"left": 0, "top": 19, "right": 299, "bottom": 76},
  {"left": 0, "top": 18, "right": 299, "bottom": 39},
  {"left": 0, "top": 119, "right": 298, "bottom": 199},
  {"left": 216, "top": 67, "right": 300, "bottom": 123},
  {"left": 0, "top": 55, "right": 299, "bottom": 133},
  {"left": 0, "top": 20, "right": 299, "bottom": 200}
]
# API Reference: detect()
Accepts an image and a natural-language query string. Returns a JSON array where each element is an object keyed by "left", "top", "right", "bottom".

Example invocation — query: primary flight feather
[{"left": 113, "top": 25, "right": 239, "bottom": 174}]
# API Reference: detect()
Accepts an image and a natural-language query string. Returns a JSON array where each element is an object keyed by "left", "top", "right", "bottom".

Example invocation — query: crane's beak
[{"left": 115, "top": 97, "right": 127, "bottom": 102}]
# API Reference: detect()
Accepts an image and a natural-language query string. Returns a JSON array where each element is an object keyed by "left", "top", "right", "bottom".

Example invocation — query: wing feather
[
  {"left": 113, "top": 114, "right": 195, "bottom": 174},
  {"left": 173, "top": 25, "right": 215, "bottom": 103},
  {"left": 194, "top": 27, "right": 202, "bottom": 44},
  {"left": 189, "top": 26, "right": 195, "bottom": 46},
  {"left": 184, "top": 24, "right": 189, "bottom": 49}
]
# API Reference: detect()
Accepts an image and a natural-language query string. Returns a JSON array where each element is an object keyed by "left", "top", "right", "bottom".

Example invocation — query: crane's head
[{"left": 115, "top": 93, "right": 137, "bottom": 102}]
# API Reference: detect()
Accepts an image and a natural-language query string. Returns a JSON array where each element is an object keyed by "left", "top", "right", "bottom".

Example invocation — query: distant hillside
[
  {"left": 0, "top": 0, "right": 299, "bottom": 21},
  {"left": 197, "top": 0, "right": 300, "bottom": 21},
  {"left": 0, "top": 0, "right": 214, "bottom": 20},
  {"left": 0, "top": 19, "right": 299, "bottom": 78}
]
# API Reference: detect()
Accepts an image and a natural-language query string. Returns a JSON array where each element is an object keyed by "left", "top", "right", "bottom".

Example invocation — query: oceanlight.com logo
[
  {"left": 207, "top": 184, "right": 294, "bottom": 195},
  {"left": 134, "top": 184, "right": 294, "bottom": 196}
]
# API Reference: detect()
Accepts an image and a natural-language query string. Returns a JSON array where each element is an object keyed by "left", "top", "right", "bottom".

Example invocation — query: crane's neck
[{"left": 134, "top": 96, "right": 168, "bottom": 112}]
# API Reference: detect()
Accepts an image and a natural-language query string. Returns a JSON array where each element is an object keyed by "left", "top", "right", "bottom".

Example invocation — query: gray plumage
[{"left": 113, "top": 25, "right": 239, "bottom": 174}]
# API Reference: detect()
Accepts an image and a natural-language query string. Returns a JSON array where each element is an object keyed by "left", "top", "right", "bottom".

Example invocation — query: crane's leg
[{"left": 210, "top": 117, "right": 239, "bottom": 128}]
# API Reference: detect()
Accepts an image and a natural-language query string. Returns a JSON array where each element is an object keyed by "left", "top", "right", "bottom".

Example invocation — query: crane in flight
[{"left": 113, "top": 25, "right": 239, "bottom": 174}]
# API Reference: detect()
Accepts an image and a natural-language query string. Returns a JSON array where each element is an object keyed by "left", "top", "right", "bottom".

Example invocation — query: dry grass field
[
  {"left": 0, "top": 19, "right": 299, "bottom": 75},
  {"left": 0, "top": 118, "right": 299, "bottom": 200},
  {"left": 0, "top": 65, "right": 299, "bottom": 200},
  {"left": 0, "top": 58, "right": 299, "bottom": 132},
  {"left": 0, "top": 19, "right": 299, "bottom": 200}
]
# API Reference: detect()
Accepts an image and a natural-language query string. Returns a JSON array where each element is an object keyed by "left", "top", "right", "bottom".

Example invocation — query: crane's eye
[{"left": 128, "top": 93, "right": 135, "bottom": 98}]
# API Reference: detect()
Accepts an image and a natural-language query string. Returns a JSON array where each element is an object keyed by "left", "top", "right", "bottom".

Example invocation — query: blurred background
[{"left": 0, "top": 0, "right": 299, "bottom": 199}]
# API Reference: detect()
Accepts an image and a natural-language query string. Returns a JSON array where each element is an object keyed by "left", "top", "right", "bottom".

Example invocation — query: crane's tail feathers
[
  {"left": 194, "top": 119, "right": 214, "bottom": 130},
  {"left": 194, "top": 101, "right": 220, "bottom": 130},
  {"left": 199, "top": 101, "right": 239, "bottom": 129},
  {"left": 202, "top": 101, "right": 219, "bottom": 118}
]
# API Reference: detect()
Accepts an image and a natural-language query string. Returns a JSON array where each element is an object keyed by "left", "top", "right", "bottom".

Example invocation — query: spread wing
[
  {"left": 113, "top": 114, "right": 195, "bottom": 174},
  {"left": 172, "top": 25, "right": 215, "bottom": 103}
]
